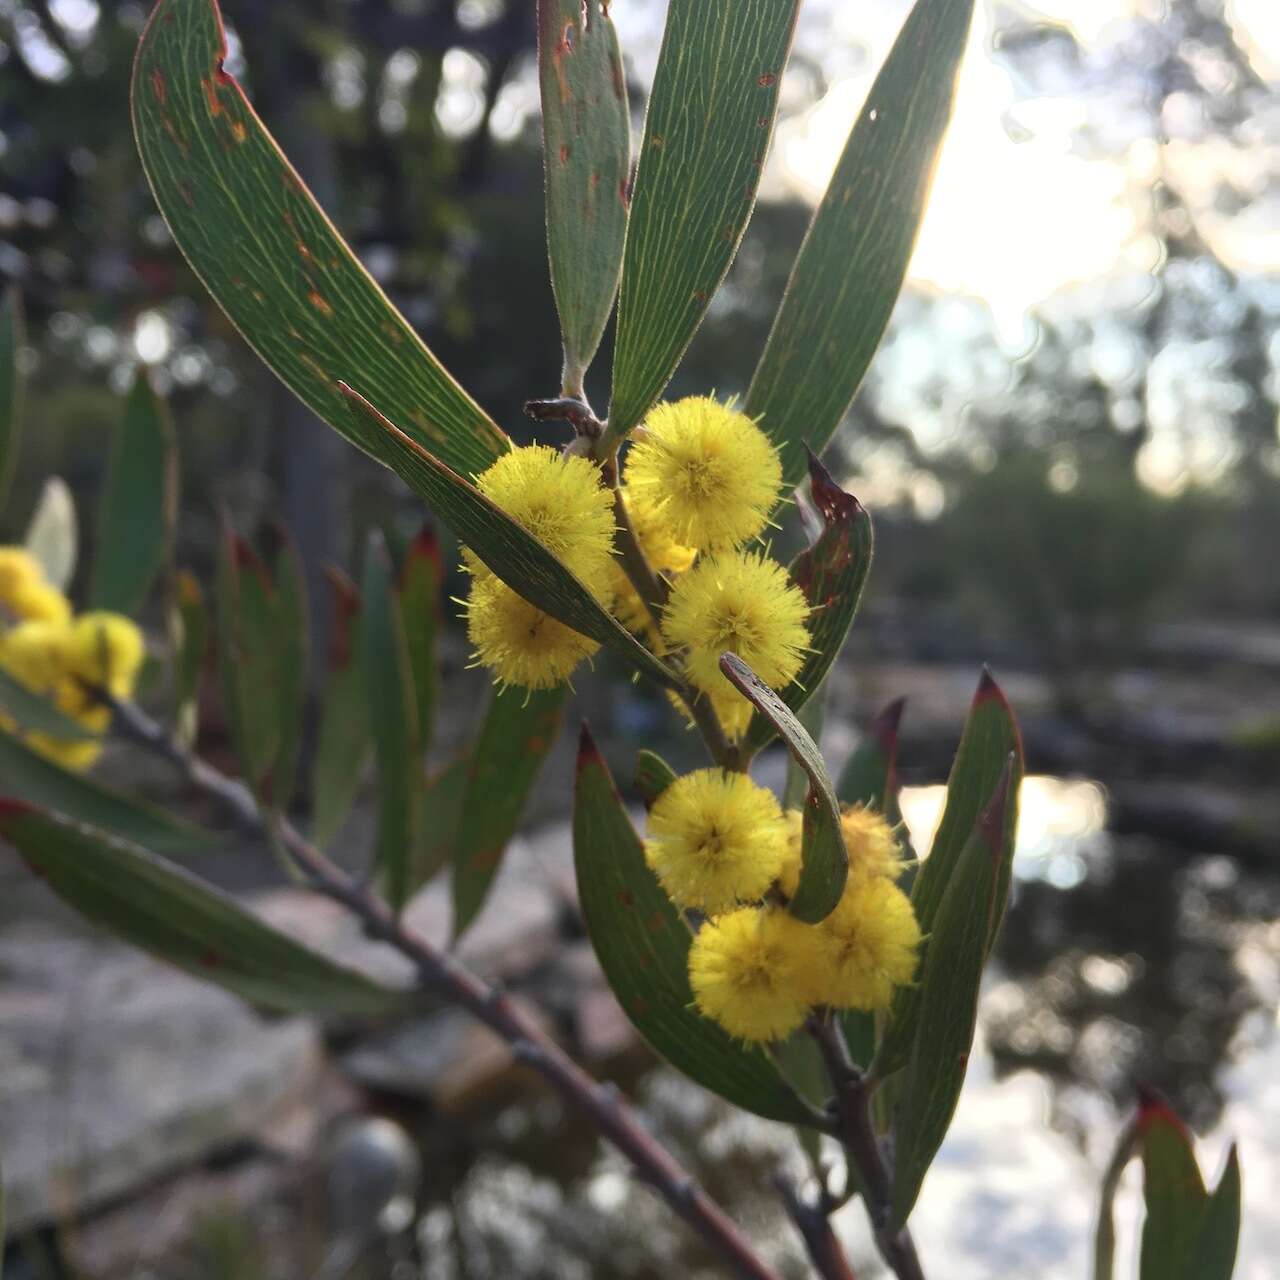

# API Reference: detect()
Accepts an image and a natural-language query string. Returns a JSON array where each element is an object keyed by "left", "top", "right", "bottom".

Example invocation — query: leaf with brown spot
[
  {"left": 605, "top": 0, "right": 802, "bottom": 443},
  {"left": 740, "top": 452, "right": 873, "bottom": 760},
  {"left": 538, "top": 0, "right": 631, "bottom": 395},
  {"left": 451, "top": 684, "right": 567, "bottom": 942},
  {"left": 0, "top": 804, "right": 402, "bottom": 1015},
  {"left": 131, "top": 0, "right": 506, "bottom": 478},
  {"left": 572, "top": 724, "right": 813, "bottom": 1125}
]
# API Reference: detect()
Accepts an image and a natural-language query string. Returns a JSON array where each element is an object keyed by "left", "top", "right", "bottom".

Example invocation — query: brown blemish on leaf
[
  {"left": 638, "top": 953, "right": 653, "bottom": 970},
  {"left": 201, "top": 77, "right": 223, "bottom": 118},
  {"left": 693, "top": 290, "right": 709, "bottom": 306},
  {"left": 758, "top": 72, "right": 777, "bottom": 88},
  {"left": 307, "top": 288, "right": 334, "bottom": 316},
  {"left": 160, "top": 115, "right": 188, "bottom": 156},
  {"left": 617, "top": 888, "right": 635, "bottom": 909},
  {"left": 559, "top": 143, "right": 571, "bottom": 165},
  {"left": 231, "top": 120, "right": 247, "bottom": 144},
  {"left": 149, "top": 66, "right": 167, "bottom": 106},
  {"left": 631, "top": 996, "right": 650, "bottom": 1017},
  {"left": 198, "top": 948, "right": 221, "bottom": 969},
  {"left": 650, "top": 134, "right": 664, "bottom": 149},
  {"left": 177, "top": 180, "right": 196, "bottom": 209},
  {"left": 618, "top": 174, "right": 632, "bottom": 207},
  {"left": 645, "top": 911, "right": 665, "bottom": 935},
  {"left": 380, "top": 321, "right": 404, "bottom": 345}
]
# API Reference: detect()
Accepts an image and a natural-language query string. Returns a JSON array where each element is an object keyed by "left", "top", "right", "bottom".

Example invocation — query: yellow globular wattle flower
[
  {"left": 661, "top": 549, "right": 809, "bottom": 707},
  {"left": 66, "top": 612, "right": 147, "bottom": 699},
  {"left": 469, "top": 444, "right": 617, "bottom": 599},
  {"left": 688, "top": 906, "right": 819, "bottom": 1042},
  {"left": 802, "top": 877, "right": 922, "bottom": 1012},
  {"left": 465, "top": 575, "right": 599, "bottom": 691},
  {"left": 611, "top": 488, "right": 696, "bottom": 636},
  {"left": 643, "top": 768, "right": 787, "bottom": 914},
  {"left": 779, "top": 804, "right": 904, "bottom": 899},
  {"left": 0, "top": 546, "right": 71, "bottom": 625},
  {"left": 624, "top": 396, "right": 783, "bottom": 552}
]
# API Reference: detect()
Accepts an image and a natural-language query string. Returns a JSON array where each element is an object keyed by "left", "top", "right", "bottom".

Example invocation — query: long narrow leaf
[
  {"left": 607, "top": 0, "right": 801, "bottom": 441},
  {"left": 1138, "top": 1093, "right": 1208, "bottom": 1280},
  {"left": 573, "top": 725, "right": 812, "bottom": 1125},
  {"left": 0, "top": 670, "right": 96, "bottom": 741},
  {"left": 538, "top": 0, "right": 631, "bottom": 394},
  {"left": 90, "top": 370, "right": 177, "bottom": 614},
  {"left": 746, "top": 0, "right": 976, "bottom": 492},
  {"left": 0, "top": 801, "right": 402, "bottom": 1014},
  {"left": 360, "top": 535, "right": 421, "bottom": 916},
  {"left": 451, "top": 685, "right": 566, "bottom": 941},
  {"left": 741, "top": 453, "right": 873, "bottom": 758},
  {"left": 719, "top": 652, "right": 846, "bottom": 923},
  {"left": 397, "top": 523, "right": 443, "bottom": 751},
  {"left": 311, "top": 567, "right": 370, "bottom": 848},
  {"left": 340, "top": 385, "right": 681, "bottom": 691},
  {"left": 0, "top": 728, "right": 214, "bottom": 856},
  {"left": 890, "top": 760, "right": 1015, "bottom": 1228},
  {"left": 131, "top": 0, "right": 507, "bottom": 477}
]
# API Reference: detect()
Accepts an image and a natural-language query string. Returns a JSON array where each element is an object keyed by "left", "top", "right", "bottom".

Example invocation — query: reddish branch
[{"left": 105, "top": 694, "right": 781, "bottom": 1280}]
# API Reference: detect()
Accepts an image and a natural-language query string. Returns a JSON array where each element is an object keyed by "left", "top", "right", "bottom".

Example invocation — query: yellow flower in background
[
  {"left": 0, "top": 546, "right": 43, "bottom": 597},
  {"left": 802, "top": 877, "right": 921, "bottom": 1011},
  {"left": 643, "top": 768, "right": 787, "bottom": 914},
  {"left": 465, "top": 576, "right": 599, "bottom": 691},
  {"left": 688, "top": 906, "right": 817, "bottom": 1042},
  {"left": 0, "top": 619, "right": 73, "bottom": 695},
  {"left": 0, "top": 546, "right": 71, "bottom": 625},
  {"left": 611, "top": 489, "right": 696, "bottom": 636},
  {"left": 0, "top": 610, "right": 144, "bottom": 772},
  {"left": 624, "top": 396, "right": 783, "bottom": 551},
  {"left": 469, "top": 445, "right": 617, "bottom": 599},
  {"left": 661, "top": 549, "right": 809, "bottom": 703},
  {"left": 779, "top": 804, "right": 904, "bottom": 899}
]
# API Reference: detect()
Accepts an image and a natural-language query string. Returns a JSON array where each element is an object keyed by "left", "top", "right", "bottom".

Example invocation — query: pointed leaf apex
[
  {"left": 974, "top": 664, "right": 1002, "bottom": 704},
  {"left": 0, "top": 796, "right": 37, "bottom": 825},
  {"left": 1136, "top": 1084, "right": 1190, "bottom": 1137},
  {"left": 577, "top": 721, "right": 604, "bottom": 771},
  {"left": 406, "top": 520, "right": 443, "bottom": 578},
  {"left": 872, "top": 695, "right": 907, "bottom": 751},
  {"left": 805, "top": 447, "right": 861, "bottom": 525}
]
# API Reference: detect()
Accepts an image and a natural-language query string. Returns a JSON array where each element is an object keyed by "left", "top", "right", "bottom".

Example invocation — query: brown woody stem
[
  {"left": 775, "top": 1175, "right": 861, "bottom": 1280},
  {"left": 809, "top": 1016, "right": 927, "bottom": 1280},
  {"left": 105, "top": 694, "right": 781, "bottom": 1280}
]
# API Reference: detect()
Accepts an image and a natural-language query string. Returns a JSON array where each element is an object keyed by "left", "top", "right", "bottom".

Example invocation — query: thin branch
[
  {"left": 775, "top": 1175, "right": 860, "bottom": 1280},
  {"left": 105, "top": 695, "right": 782, "bottom": 1280},
  {"left": 809, "top": 1017, "right": 926, "bottom": 1280}
]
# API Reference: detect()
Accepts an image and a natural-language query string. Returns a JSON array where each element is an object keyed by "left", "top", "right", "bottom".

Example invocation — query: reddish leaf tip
[
  {"left": 804, "top": 446, "right": 861, "bottom": 525},
  {"left": 405, "top": 520, "right": 443, "bottom": 578},
  {"left": 974, "top": 665, "right": 1006, "bottom": 706},
  {"left": 872, "top": 696, "right": 907, "bottom": 750},
  {"left": 1135, "top": 1084, "right": 1191, "bottom": 1138},
  {"left": 0, "top": 797, "right": 37, "bottom": 825},
  {"left": 577, "top": 721, "right": 604, "bottom": 771},
  {"left": 323, "top": 564, "right": 361, "bottom": 668}
]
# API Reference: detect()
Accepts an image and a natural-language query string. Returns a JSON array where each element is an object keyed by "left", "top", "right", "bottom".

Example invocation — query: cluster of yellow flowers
[
  {"left": 646, "top": 769, "right": 922, "bottom": 1043},
  {"left": 464, "top": 395, "right": 809, "bottom": 741},
  {"left": 0, "top": 547, "right": 145, "bottom": 769}
]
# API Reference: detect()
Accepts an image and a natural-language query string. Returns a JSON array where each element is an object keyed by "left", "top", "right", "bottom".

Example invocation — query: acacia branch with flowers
[{"left": 0, "top": 0, "right": 1243, "bottom": 1277}]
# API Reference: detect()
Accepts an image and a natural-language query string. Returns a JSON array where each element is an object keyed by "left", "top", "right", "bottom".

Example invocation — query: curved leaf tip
[{"left": 805, "top": 446, "right": 862, "bottom": 525}]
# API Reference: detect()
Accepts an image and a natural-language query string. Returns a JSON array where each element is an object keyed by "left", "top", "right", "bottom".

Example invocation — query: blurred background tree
[{"left": 2, "top": 0, "right": 1277, "bottom": 686}]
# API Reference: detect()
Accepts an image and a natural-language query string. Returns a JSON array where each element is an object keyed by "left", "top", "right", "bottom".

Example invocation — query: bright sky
[{"left": 772, "top": 0, "right": 1280, "bottom": 335}]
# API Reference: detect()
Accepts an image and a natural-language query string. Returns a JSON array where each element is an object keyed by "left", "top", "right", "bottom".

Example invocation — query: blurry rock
[
  {"left": 342, "top": 999, "right": 553, "bottom": 1108},
  {"left": 0, "top": 921, "right": 321, "bottom": 1234},
  {"left": 327, "top": 1116, "right": 421, "bottom": 1238}
]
